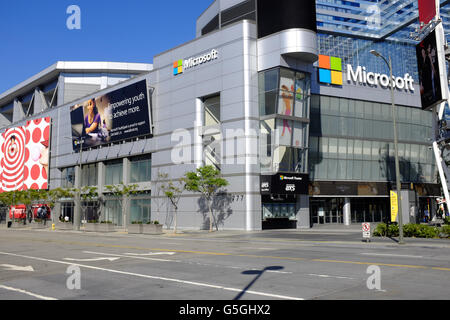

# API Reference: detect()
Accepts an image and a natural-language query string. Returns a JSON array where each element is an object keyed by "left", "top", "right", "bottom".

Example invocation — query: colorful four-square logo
[
  {"left": 318, "top": 55, "right": 343, "bottom": 85},
  {"left": 173, "top": 60, "right": 183, "bottom": 76}
]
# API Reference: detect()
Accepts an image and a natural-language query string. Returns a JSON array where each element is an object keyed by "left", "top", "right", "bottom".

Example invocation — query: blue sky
[{"left": 0, "top": 0, "right": 213, "bottom": 93}]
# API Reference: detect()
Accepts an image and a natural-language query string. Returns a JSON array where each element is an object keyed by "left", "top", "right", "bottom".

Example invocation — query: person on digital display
[
  {"left": 281, "top": 85, "right": 293, "bottom": 137},
  {"left": 84, "top": 99, "right": 102, "bottom": 135}
]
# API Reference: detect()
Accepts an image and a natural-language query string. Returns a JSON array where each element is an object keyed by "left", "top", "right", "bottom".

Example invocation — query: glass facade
[
  {"left": 309, "top": 95, "right": 436, "bottom": 183},
  {"left": 104, "top": 199, "right": 122, "bottom": 226},
  {"left": 259, "top": 67, "right": 311, "bottom": 174},
  {"left": 105, "top": 159, "right": 123, "bottom": 185},
  {"left": 81, "top": 163, "right": 98, "bottom": 187},
  {"left": 130, "top": 196, "right": 152, "bottom": 224},
  {"left": 130, "top": 155, "right": 152, "bottom": 183},
  {"left": 317, "top": 33, "right": 419, "bottom": 81},
  {"left": 61, "top": 167, "right": 75, "bottom": 188}
]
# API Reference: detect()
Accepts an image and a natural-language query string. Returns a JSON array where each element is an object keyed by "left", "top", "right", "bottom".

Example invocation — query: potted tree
[
  {"left": 104, "top": 183, "right": 139, "bottom": 234},
  {"left": 80, "top": 186, "right": 112, "bottom": 232}
]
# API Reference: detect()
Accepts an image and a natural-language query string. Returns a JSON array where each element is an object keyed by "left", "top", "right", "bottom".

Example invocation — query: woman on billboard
[{"left": 84, "top": 99, "right": 102, "bottom": 135}]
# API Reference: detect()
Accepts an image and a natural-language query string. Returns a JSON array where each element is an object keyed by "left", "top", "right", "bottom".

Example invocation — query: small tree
[
  {"left": 19, "top": 189, "right": 47, "bottom": 223},
  {"left": 79, "top": 186, "right": 99, "bottom": 223},
  {"left": 183, "top": 165, "right": 228, "bottom": 232},
  {"left": 161, "top": 176, "right": 184, "bottom": 234},
  {"left": 0, "top": 191, "right": 23, "bottom": 222},
  {"left": 104, "top": 183, "right": 139, "bottom": 225},
  {"left": 47, "top": 188, "right": 76, "bottom": 221}
]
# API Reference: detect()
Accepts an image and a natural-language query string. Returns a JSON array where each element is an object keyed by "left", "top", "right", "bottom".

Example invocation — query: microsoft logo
[
  {"left": 318, "top": 55, "right": 343, "bottom": 86},
  {"left": 173, "top": 60, "right": 183, "bottom": 76}
]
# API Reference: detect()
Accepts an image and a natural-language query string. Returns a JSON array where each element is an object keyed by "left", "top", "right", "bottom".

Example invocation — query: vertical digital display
[{"left": 257, "top": 0, "right": 317, "bottom": 38}]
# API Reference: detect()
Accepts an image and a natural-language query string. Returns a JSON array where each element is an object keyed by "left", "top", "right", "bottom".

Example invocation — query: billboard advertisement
[
  {"left": 70, "top": 80, "right": 151, "bottom": 151},
  {"left": 416, "top": 29, "right": 444, "bottom": 110},
  {"left": 0, "top": 117, "right": 51, "bottom": 192}
]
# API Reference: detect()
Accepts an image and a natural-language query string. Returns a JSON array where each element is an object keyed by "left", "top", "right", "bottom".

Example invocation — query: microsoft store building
[{"left": 0, "top": 0, "right": 443, "bottom": 230}]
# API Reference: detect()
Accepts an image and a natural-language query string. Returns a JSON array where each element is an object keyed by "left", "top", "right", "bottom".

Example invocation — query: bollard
[{"left": 52, "top": 224, "right": 55, "bottom": 231}]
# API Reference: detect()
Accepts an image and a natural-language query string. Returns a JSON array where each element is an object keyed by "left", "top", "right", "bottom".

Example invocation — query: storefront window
[
  {"left": 130, "top": 197, "right": 151, "bottom": 224},
  {"left": 104, "top": 199, "right": 122, "bottom": 226}
]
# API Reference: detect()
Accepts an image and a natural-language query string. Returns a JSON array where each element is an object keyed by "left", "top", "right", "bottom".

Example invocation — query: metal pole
[
  {"left": 388, "top": 56, "right": 405, "bottom": 244},
  {"left": 73, "top": 139, "right": 83, "bottom": 231}
]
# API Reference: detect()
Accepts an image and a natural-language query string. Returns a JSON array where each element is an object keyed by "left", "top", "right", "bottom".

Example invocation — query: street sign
[
  {"left": 390, "top": 191, "right": 398, "bottom": 222},
  {"left": 362, "top": 223, "right": 371, "bottom": 241}
]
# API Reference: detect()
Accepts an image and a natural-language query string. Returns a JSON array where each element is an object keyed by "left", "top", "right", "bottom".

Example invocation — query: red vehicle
[{"left": 9, "top": 204, "right": 51, "bottom": 219}]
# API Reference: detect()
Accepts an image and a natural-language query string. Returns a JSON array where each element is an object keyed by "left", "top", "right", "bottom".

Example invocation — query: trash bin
[{"left": 7, "top": 221, "right": 12, "bottom": 228}]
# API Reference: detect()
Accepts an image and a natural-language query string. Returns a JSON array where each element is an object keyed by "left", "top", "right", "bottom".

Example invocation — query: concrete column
[
  {"left": 57, "top": 74, "right": 65, "bottom": 106},
  {"left": 296, "top": 195, "right": 311, "bottom": 228},
  {"left": 194, "top": 98, "right": 204, "bottom": 168},
  {"left": 343, "top": 197, "right": 351, "bottom": 226}
]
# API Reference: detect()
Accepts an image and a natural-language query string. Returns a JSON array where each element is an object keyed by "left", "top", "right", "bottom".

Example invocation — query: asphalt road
[{"left": 0, "top": 227, "right": 449, "bottom": 301}]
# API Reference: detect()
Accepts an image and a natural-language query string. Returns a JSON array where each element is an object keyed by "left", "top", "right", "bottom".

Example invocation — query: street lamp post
[
  {"left": 370, "top": 50, "right": 405, "bottom": 245},
  {"left": 64, "top": 136, "right": 83, "bottom": 231}
]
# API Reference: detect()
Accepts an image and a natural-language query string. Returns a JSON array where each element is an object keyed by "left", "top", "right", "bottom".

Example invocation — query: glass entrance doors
[
  {"left": 310, "top": 197, "right": 390, "bottom": 225},
  {"left": 310, "top": 198, "right": 344, "bottom": 224}
]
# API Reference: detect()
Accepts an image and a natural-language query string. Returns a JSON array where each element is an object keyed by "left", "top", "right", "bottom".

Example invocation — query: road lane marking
[
  {"left": 123, "top": 252, "right": 176, "bottom": 256},
  {"left": 0, "top": 285, "right": 57, "bottom": 300},
  {"left": 307, "top": 274, "right": 355, "bottom": 280},
  {"left": 1, "top": 237, "right": 449, "bottom": 272},
  {"left": 63, "top": 257, "right": 120, "bottom": 262},
  {"left": 361, "top": 253, "right": 424, "bottom": 259},
  {"left": 312, "top": 259, "right": 428, "bottom": 269},
  {"left": 0, "top": 251, "right": 303, "bottom": 300},
  {"left": 0, "top": 264, "right": 34, "bottom": 272},
  {"left": 83, "top": 251, "right": 177, "bottom": 262}
]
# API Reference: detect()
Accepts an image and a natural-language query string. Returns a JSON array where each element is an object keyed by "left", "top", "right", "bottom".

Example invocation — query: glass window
[
  {"left": 130, "top": 154, "right": 152, "bottom": 183},
  {"left": 337, "top": 160, "right": 347, "bottom": 180},
  {"left": 327, "top": 159, "right": 338, "bottom": 180},
  {"left": 105, "top": 160, "right": 123, "bottom": 185},
  {"left": 328, "top": 138, "right": 338, "bottom": 158},
  {"left": 338, "top": 138, "right": 347, "bottom": 159},
  {"left": 353, "top": 140, "right": 363, "bottom": 160},
  {"left": 276, "top": 119, "right": 293, "bottom": 146},
  {"left": 130, "top": 197, "right": 152, "bottom": 224},
  {"left": 320, "top": 137, "right": 329, "bottom": 158},
  {"left": 104, "top": 199, "right": 121, "bottom": 226},
  {"left": 204, "top": 95, "right": 221, "bottom": 126},
  {"left": 61, "top": 167, "right": 75, "bottom": 188},
  {"left": 81, "top": 164, "right": 98, "bottom": 186},
  {"left": 363, "top": 140, "right": 372, "bottom": 161}
]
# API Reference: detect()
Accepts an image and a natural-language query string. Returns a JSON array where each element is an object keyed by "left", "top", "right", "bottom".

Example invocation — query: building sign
[
  {"left": 347, "top": 65, "right": 415, "bottom": 91},
  {"left": 318, "top": 55, "right": 343, "bottom": 85},
  {"left": 69, "top": 80, "right": 151, "bottom": 151},
  {"left": 173, "top": 49, "right": 219, "bottom": 76},
  {"left": 0, "top": 117, "right": 52, "bottom": 191},
  {"left": 260, "top": 173, "right": 309, "bottom": 195},
  {"left": 416, "top": 29, "right": 445, "bottom": 110},
  {"left": 318, "top": 54, "right": 415, "bottom": 92}
]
